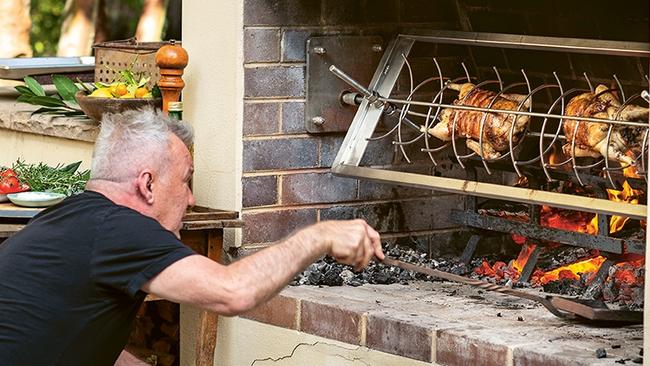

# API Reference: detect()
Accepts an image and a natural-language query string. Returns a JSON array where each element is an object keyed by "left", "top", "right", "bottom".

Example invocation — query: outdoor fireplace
[
  {"left": 235, "top": 0, "right": 650, "bottom": 364},
  {"left": 319, "top": 29, "right": 648, "bottom": 316}
]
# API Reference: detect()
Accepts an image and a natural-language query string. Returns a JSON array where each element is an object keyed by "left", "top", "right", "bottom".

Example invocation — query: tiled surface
[{"left": 240, "top": 282, "right": 643, "bottom": 365}]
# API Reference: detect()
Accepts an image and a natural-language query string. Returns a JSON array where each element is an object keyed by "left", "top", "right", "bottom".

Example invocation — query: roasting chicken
[
  {"left": 562, "top": 84, "right": 649, "bottom": 166},
  {"left": 423, "top": 82, "right": 531, "bottom": 159}
]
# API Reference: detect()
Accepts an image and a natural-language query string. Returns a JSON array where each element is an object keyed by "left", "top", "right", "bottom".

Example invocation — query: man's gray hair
[{"left": 91, "top": 107, "right": 194, "bottom": 182}]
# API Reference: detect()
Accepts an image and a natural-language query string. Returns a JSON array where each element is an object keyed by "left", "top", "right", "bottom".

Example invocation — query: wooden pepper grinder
[{"left": 155, "top": 40, "right": 189, "bottom": 114}]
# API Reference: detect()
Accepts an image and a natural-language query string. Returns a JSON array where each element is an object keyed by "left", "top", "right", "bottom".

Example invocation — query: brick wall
[
  {"left": 240, "top": 0, "right": 649, "bottom": 255},
  {"left": 241, "top": 0, "right": 465, "bottom": 255}
]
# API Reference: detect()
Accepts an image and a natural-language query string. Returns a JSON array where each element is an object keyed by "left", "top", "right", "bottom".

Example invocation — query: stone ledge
[
  {"left": 240, "top": 282, "right": 643, "bottom": 365},
  {"left": 0, "top": 99, "right": 99, "bottom": 142}
]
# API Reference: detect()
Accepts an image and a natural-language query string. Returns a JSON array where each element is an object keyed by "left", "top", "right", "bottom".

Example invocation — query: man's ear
[{"left": 136, "top": 171, "right": 155, "bottom": 204}]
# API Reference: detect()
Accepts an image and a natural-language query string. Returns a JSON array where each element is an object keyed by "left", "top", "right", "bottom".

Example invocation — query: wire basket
[{"left": 93, "top": 38, "right": 173, "bottom": 89}]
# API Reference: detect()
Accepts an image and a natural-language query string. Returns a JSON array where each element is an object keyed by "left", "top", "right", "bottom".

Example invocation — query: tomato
[
  {"left": 0, "top": 169, "right": 16, "bottom": 179},
  {"left": 0, "top": 176, "right": 22, "bottom": 194}
]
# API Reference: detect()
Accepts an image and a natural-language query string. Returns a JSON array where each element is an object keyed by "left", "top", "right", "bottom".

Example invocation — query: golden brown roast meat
[
  {"left": 562, "top": 84, "right": 649, "bottom": 167},
  {"left": 423, "top": 82, "right": 530, "bottom": 159}
]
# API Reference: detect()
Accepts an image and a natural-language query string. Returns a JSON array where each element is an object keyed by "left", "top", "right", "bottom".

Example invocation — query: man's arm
[{"left": 142, "top": 219, "right": 383, "bottom": 316}]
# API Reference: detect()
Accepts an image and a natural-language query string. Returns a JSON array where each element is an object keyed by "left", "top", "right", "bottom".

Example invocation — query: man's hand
[{"left": 311, "top": 219, "right": 384, "bottom": 271}]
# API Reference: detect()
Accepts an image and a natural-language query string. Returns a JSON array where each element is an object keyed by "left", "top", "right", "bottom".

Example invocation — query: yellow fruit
[
  {"left": 134, "top": 87, "right": 149, "bottom": 98},
  {"left": 89, "top": 88, "right": 113, "bottom": 98},
  {"left": 120, "top": 92, "right": 135, "bottom": 99},
  {"left": 114, "top": 84, "right": 128, "bottom": 97}
]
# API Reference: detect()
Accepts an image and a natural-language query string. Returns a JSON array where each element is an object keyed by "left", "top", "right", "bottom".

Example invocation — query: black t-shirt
[{"left": 0, "top": 191, "right": 195, "bottom": 365}]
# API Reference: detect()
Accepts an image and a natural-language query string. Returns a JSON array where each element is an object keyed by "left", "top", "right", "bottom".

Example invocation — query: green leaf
[
  {"left": 137, "top": 76, "right": 150, "bottom": 88},
  {"left": 52, "top": 74, "right": 79, "bottom": 101},
  {"left": 151, "top": 85, "right": 161, "bottom": 98},
  {"left": 31, "top": 107, "right": 64, "bottom": 115},
  {"left": 24, "top": 76, "right": 45, "bottom": 96},
  {"left": 27, "top": 96, "right": 67, "bottom": 107},
  {"left": 59, "top": 161, "right": 81, "bottom": 174},
  {"left": 14, "top": 85, "right": 35, "bottom": 95},
  {"left": 63, "top": 100, "right": 81, "bottom": 111},
  {"left": 16, "top": 95, "right": 35, "bottom": 104},
  {"left": 76, "top": 78, "right": 94, "bottom": 93},
  {"left": 120, "top": 70, "right": 136, "bottom": 85}
]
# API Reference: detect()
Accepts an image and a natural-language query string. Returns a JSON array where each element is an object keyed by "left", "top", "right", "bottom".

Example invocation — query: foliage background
[{"left": 29, "top": 0, "right": 180, "bottom": 57}]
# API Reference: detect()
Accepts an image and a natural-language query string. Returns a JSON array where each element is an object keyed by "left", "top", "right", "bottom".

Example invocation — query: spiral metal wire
[{"left": 364, "top": 57, "right": 650, "bottom": 189}]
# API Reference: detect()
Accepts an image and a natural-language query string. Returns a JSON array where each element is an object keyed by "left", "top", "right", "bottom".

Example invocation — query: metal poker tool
[{"left": 381, "top": 256, "right": 642, "bottom": 323}]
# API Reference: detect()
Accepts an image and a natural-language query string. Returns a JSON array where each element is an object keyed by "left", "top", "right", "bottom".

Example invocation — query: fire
[{"left": 532, "top": 256, "right": 606, "bottom": 285}]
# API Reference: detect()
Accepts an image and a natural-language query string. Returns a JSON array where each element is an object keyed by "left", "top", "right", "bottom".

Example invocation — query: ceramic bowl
[
  {"left": 75, "top": 91, "right": 162, "bottom": 122},
  {"left": 7, "top": 191, "right": 66, "bottom": 208}
]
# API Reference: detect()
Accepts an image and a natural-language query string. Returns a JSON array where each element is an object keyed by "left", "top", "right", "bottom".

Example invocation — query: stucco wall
[
  {"left": 0, "top": 129, "right": 93, "bottom": 169},
  {"left": 214, "top": 316, "right": 433, "bottom": 366}
]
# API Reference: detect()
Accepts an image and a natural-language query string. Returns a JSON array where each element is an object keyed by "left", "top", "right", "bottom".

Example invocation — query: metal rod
[
  {"left": 381, "top": 256, "right": 571, "bottom": 318},
  {"left": 381, "top": 97, "right": 649, "bottom": 128},
  {"left": 450, "top": 210, "right": 644, "bottom": 254},
  {"left": 460, "top": 234, "right": 481, "bottom": 265},
  {"left": 333, "top": 164, "right": 647, "bottom": 220},
  {"left": 402, "top": 30, "right": 650, "bottom": 58},
  {"left": 518, "top": 244, "right": 540, "bottom": 283}
]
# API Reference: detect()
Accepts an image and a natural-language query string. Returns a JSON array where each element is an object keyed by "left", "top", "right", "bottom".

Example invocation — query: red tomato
[
  {"left": 0, "top": 176, "right": 21, "bottom": 193},
  {"left": 0, "top": 169, "right": 16, "bottom": 179}
]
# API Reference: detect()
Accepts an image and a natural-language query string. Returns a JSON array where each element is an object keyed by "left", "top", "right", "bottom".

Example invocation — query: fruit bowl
[{"left": 75, "top": 91, "right": 162, "bottom": 122}]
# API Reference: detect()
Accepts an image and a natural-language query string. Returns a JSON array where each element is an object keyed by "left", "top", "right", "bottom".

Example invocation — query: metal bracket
[{"left": 306, "top": 35, "right": 384, "bottom": 133}]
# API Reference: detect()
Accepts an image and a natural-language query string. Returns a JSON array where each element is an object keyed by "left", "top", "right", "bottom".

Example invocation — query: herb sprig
[{"left": 12, "top": 160, "right": 90, "bottom": 196}]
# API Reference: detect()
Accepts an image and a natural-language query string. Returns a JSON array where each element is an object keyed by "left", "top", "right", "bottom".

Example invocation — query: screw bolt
[
  {"left": 311, "top": 116, "right": 325, "bottom": 125},
  {"left": 313, "top": 46, "right": 326, "bottom": 55},
  {"left": 372, "top": 44, "right": 383, "bottom": 53}
]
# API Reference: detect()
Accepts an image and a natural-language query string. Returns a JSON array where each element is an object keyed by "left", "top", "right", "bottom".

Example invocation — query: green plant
[
  {"left": 14, "top": 75, "right": 93, "bottom": 116},
  {"left": 12, "top": 160, "right": 90, "bottom": 196}
]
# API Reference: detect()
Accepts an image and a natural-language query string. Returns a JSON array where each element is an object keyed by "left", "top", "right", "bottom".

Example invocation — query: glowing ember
[{"left": 532, "top": 256, "right": 606, "bottom": 285}]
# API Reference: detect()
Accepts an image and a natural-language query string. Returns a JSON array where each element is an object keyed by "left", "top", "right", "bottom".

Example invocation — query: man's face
[{"left": 152, "top": 134, "right": 195, "bottom": 237}]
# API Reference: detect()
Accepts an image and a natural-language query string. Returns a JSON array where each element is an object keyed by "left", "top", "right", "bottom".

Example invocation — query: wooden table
[{"left": 0, "top": 202, "right": 243, "bottom": 366}]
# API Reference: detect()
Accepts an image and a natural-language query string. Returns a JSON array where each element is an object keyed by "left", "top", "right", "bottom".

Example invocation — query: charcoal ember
[
  {"left": 322, "top": 267, "right": 344, "bottom": 286},
  {"left": 340, "top": 269, "right": 355, "bottom": 284},
  {"left": 370, "top": 270, "right": 396, "bottom": 285},
  {"left": 596, "top": 348, "right": 607, "bottom": 359},
  {"left": 398, "top": 270, "right": 413, "bottom": 283},
  {"left": 317, "top": 262, "right": 330, "bottom": 273},
  {"left": 543, "top": 279, "right": 585, "bottom": 297},
  {"left": 308, "top": 271, "right": 324, "bottom": 285}
]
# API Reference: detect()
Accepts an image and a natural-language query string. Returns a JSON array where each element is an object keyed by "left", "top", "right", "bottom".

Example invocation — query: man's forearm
[{"left": 226, "top": 229, "right": 327, "bottom": 308}]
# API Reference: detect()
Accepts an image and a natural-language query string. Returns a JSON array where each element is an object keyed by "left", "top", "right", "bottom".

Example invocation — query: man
[{"left": 0, "top": 108, "right": 384, "bottom": 365}]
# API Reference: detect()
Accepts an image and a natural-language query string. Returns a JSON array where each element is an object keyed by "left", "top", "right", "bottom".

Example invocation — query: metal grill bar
[
  {"left": 450, "top": 210, "right": 644, "bottom": 254},
  {"left": 333, "top": 164, "right": 647, "bottom": 220}
]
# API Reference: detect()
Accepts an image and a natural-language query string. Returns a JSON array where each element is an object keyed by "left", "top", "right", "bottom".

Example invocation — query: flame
[
  {"left": 533, "top": 256, "right": 606, "bottom": 285},
  {"left": 512, "top": 243, "right": 536, "bottom": 273},
  {"left": 605, "top": 159, "right": 642, "bottom": 234}
]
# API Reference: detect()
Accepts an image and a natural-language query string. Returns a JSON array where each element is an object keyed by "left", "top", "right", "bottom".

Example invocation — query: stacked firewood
[{"left": 127, "top": 301, "right": 180, "bottom": 366}]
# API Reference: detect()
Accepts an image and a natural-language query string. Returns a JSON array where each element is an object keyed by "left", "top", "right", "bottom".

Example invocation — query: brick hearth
[{"left": 242, "top": 282, "right": 642, "bottom": 366}]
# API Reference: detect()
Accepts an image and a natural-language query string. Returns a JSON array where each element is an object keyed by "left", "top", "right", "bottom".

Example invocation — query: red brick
[
  {"left": 366, "top": 313, "right": 433, "bottom": 362},
  {"left": 436, "top": 327, "right": 510, "bottom": 366},
  {"left": 281, "top": 172, "right": 357, "bottom": 205},
  {"left": 300, "top": 300, "right": 364, "bottom": 345},
  {"left": 244, "top": 66, "right": 304, "bottom": 98},
  {"left": 241, "top": 294, "right": 298, "bottom": 329},
  {"left": 244, "top": 28, "right": 280, "bottom": 63},
  {"left": 242, "top": 175, "right": 278, "bottom": 208},
  {"left": 243, "top": 102, "right": 280, "bottom": 136},
  {"left": 243, "top": 138, "right": 318, "bottom": 172},
  {"left": 242, "top": 208, "right": 317, "bottom": 244}
]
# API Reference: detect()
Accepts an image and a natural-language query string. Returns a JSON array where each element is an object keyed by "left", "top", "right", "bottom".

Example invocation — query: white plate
[{"left": 7, "top": 191, "right": 66, "bottom": 208}]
